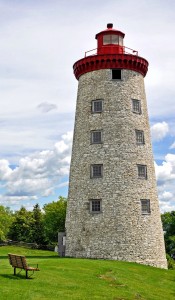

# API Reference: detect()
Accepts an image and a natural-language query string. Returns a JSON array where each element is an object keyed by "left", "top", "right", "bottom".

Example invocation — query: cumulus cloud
[
  {"left": 0, "top": 131, "right": 73, "bottom": 205},
  {"left": 159, "top": 191, "right": 175, "bottom": 213},
  {"left": 159, "top": 201, "right": 175, "bottom": 213},
  {"left": 159, "top": 191, "right": 174, "bottom": 202},
  {"left": 37, "top": 102, "right": 57, "bottom": 113},
  {"left": 155, "top": 154, "right": 175, "bottom": 184},
  {"left": 155, "top": 154, "right": 175, "bottom": 212},
  {"left": 151, "top": 122, "right": 169, "bottom": 142}
]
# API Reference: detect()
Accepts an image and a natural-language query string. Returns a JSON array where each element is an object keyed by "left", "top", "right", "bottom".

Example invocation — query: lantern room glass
[{"left": 103, "top": 34, "right": 123, "bottom": 46}]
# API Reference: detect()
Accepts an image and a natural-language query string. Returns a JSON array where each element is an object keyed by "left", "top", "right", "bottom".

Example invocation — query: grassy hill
[{"left": 0, "top": 245, "right": 175, "bottom": 300}]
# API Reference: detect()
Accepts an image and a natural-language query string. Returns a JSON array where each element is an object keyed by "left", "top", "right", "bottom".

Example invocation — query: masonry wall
[{"left": 65, "top": 69, "right": 167, "bottom": 269}]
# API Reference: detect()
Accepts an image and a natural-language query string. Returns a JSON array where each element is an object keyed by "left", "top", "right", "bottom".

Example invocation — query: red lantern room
[
  {"left": 73, "top": 24, "right": 148, "bottom": 80},
  {"left": 96, "top": 23, "right": 125, "bottom": 55}
]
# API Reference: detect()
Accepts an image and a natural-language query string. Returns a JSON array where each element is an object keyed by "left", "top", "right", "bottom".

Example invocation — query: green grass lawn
[{"left": 0, "top": 245, "right": 175, "bottom": 300}]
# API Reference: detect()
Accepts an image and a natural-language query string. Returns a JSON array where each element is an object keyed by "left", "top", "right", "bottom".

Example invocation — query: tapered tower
[{"left": 65, "top": 24, "right": 167, "bottom": 268}]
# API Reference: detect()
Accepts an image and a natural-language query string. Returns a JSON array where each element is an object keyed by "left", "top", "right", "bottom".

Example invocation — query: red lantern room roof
[
  {"left": 73, "top": 23, "right": 148, "bottom": 80},
  {"left": 95, "top": 23, "right": 125, "bottom": 40}
]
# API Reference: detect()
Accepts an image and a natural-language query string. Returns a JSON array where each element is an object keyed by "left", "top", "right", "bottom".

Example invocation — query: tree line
[
  {"left": 0, "top": 199, "right": 175, "bottom": 258},
  {"left": 0, "top": 196, "right": 67, "bottom": 246}
]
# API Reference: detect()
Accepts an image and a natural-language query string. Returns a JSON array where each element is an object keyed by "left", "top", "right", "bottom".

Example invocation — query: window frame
[
  {"left": 91, "top": 164, "right": 103, "bottom": 178},
  {"left": 140, "top": 199, "right": 151, "bottom": 214},
  {"left": 132, "top": 99, "right": 141, "bottom": 114},
  {"left": 135, "top": 130, "right": 145, "bottom": 145},
  {"left": 91, "top": 99, "right": 103, "bottom": 113},
  {"left": 89, "top": 199, "right": 102, "bottom": 213},
  {"left": 137, "top": 164, "right": 147, "bottom": 179},
  {"left": 91, "top": 130, "right": 103, "bottom": 144}
]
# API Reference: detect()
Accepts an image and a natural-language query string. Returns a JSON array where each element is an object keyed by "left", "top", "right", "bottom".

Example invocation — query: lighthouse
[{"left": 65, "top": 24, "right": 167, "bottom": 269}]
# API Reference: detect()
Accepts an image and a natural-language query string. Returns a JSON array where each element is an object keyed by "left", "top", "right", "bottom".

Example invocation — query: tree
[
  {"left": 8, "top": 207, "right": 34, "bottom": 242},
  {"left": 43, "top": 197, "right": 67, "bottom": 243},
  {"left": 0, "top": 206, "right": 13, "bottom": 241},
  {"left": 161, "top": 211, "right": 175, "bottom": 256},
  {"left": 31, "top": 204, "right": 46, "bottom": 245}
]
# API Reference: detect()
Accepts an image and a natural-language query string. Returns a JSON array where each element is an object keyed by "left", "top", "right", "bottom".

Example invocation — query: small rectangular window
[
  {"left": 92, "top": 100, "right": 103, "bottom": 113},
  {"left": 135, "top": 130, "right": 145, "bottom": 144},
  {"left": 91, "top": 164, "right": 103, "bottom": 178},
  {"left": 141, "top": 199, "right": 150, "bottom": 214},
  {"left": 112, "top": 69, "right": 122, "bottom": 80},
  {"left": 132, "top": 99, "right": 141, "bottom": 114},
  {"left": 137, "top": 164, "right": 147, "bottom": 179},
  {"left": 91, "top": 130, "right": 102, "bottom": 144},
  {"left": 90, "top": 199, "right": 102, "bottom": 213}
]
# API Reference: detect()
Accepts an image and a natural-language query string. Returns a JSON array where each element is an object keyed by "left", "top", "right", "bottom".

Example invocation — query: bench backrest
[{"left": 8, "top": 254, "right": 28, "bottom": 269}]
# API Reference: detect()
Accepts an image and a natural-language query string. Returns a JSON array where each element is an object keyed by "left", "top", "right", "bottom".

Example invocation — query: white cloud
[
  {"left": 159, "top": 191, "right": 174, "bottom": 202},
  {"left": 151, "top": 122, "right": 169, "bottom": 142},
  {"left": 0, "top": 112, "right": 74, "bottom": 164},
  {"left": 155, "top": 155, "right": 175, "bottom": 212},
  {"left": 0, "top": 160, "right": 13, "bottom": 180},
  {"left": 155, "top": 154, "right": 175, "bottom": 183},
  {"left": 0, "top": 131, "right": 73, "bottom": 205},
  {"left": 159, "top": 201, "right": 175, "bottom": 213}
]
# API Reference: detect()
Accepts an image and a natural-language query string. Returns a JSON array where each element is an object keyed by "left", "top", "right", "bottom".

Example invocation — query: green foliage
[
  {"left": 30, "top": 204, "right": 46, "bottom": 245},
  {"left": 43, "top": 196, "right": 67, "bottom": 243},
  {"left": 161, "top": 211, "right": 175, "bottom": 235},
  {"left": 0, "top": 206, "right": 14, "bottom": 241},
  {"left": 0, "top": 246, "right": 175, "bottom": 300},
  {"left": 166, "top": 254, "right": 175, "bottom": 270},
  {"left": 8, "top": 207, "right": 34, "bottom": 242},
  {"left": 7, "top": 197, "right": 67, "bottom": 245},
  {"left": 161, "top": 211, "right": 175, "bottom": 256},
  {"left": 8, "top": 204, "right": 46, "bottom": 244}
]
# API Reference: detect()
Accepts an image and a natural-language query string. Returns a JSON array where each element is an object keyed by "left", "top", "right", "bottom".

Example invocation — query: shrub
[{"left": 166, "top": 254, "right": 175, "bottom": 269}]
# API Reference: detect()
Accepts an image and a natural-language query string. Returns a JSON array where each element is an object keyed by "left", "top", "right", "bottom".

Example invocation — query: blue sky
[{"left": 0, "top": 0, "right": 175, "bottom": 212}]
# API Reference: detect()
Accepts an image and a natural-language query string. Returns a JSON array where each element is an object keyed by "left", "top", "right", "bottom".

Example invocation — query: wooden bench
[{"left": 8, "top": 253, "right": 40, "bottom": 279}]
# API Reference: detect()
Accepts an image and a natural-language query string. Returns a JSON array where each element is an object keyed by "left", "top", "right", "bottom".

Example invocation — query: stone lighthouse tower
[{"left": 65, "top": 24, "right": 167, "bottom": 269}]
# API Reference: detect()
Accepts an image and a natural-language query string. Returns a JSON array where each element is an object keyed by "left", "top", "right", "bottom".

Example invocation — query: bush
[{"left": 166, "top": 254, "right": 175, "bottom": 269}]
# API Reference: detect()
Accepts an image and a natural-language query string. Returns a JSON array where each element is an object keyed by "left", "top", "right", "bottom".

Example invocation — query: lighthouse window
[
  {"left": 137, "top": 165, "right": 147, "bottom": 179},
  {"left": 132, "top": 99, "right": 141, "bottom": 114},
  {"left": 89, "top": 199, "right": 102, "bottom": 213},
  {"left": 141, "top": 199, "right": 150, "bottom": 214},
  {"left": 91, "top": 164, "right": 103, "bottom": 178},
  {"left": 92, "top": 99, "right": 103, "bottom": 113},
  {"left": 135, "top": 130, "right": 145, "bottom": 144},
  {"left": 103, "top": 34, "right": 119, "bottom": 45},
  {"left": 112, "top": 69, "right": 122, "bottom": 80},
  {"left": 91, "top": 130, "right": 102, "bottom": 144}
]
